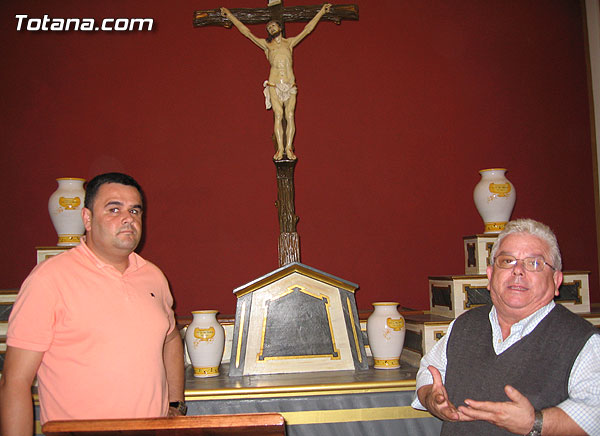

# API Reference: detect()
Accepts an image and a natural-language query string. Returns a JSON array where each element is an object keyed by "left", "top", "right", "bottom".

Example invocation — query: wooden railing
[{"left": 42, "top": 413, "right": 286, "bottom": 436}]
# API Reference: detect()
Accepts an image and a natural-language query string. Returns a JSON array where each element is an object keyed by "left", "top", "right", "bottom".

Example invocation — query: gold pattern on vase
[
  {"left": 484, "top": 221, "right": 507, "bottom": 233},
  {"left": 193, "top": 366, "right": 219, "bottom": 376},
  {"left": 194, "top": 326, "right": 215, "bottom": 341},
  {"left": 374, "top": 358, "right": 400, "bottom": 369},
  {"left": 57, "top": 234, "right": 82, "bottom": 244},
  {"left": 488, "top": 182, "right": 511, "bottom": 197},
  {"left": 386, "top": 317, "right": 405, "bottom": 331},
  {"left": 58, "top": 196, "right": 81, "bottom": 210}
]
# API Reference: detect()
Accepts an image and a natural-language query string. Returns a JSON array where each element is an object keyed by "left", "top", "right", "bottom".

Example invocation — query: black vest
[{"left": 441, "top": 304, "right": 597, "bottom": 436}]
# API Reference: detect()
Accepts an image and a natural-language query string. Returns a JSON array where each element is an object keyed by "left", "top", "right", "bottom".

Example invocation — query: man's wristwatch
[
  {"left": 169, "top": 401, "right": 188, "bottom": 416},
  {"left": 525, "top": 409, "right": 543, "bottom": 436}
]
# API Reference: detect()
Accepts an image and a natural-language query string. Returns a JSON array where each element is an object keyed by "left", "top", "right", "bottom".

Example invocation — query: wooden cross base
[
  {"left": 274, "top": 159, "right": 300, "bottom": 266},
  {"left": 278, "top": 231, "right": 300, "bottom": 266}
]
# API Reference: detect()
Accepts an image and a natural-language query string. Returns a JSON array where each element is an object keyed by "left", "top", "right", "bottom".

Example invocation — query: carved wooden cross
[
  {"left": 193, "top": 2, "right": 359, "bottom": 36},
  {"left": 193, "top": 2, "right": 358, "bottom": 267},
  {"left": 194, "top": 1, "right": 358, "bottom": 159}
]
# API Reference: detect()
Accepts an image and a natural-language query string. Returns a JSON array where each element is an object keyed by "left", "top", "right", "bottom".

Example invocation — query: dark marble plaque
[
  {"left": 556, "top": 280, "right": 582, "bottom": 304},
  {"left": 403, "top": 329, "right": 423, "bottom": 354},
  {"left": 431, "top": 285, "right": 452, "bottom": 309},
  {"left": 259, "top": 289, "right": 337, "bottom": 359},
  {"left": 463, "top": 285, "right": 491, "bottom": 308},
  {"left": 466, "top": 243, "right": 476, "bottom": 268},
  {"left": 0, "top": 304, "right": 13, "bottom": 322}
]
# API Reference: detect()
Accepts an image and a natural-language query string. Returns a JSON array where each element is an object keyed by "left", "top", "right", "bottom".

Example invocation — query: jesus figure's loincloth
[{"left": 263, "top": 81, "right": 297, "bottom": 109}]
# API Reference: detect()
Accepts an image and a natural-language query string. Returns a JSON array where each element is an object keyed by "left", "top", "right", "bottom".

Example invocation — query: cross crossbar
[{"left": 193, "top": 4, "right": 358, "bottom": 28}]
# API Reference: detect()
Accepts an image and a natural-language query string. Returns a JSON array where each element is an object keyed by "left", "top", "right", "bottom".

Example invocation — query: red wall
[{"left": 1, "top": 0, "right": 598, "bottom": 318}]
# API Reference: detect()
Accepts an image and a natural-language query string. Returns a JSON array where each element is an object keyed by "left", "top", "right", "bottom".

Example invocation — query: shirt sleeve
[
  {"left": 158, "top": 271, "right": 176, "bottom": 336},
  {"left": 7, "top": 265, "right": 59, "bottom": 351},
  {"left": 410, "top": 320, "right": 455, "bottom": 410},
  {"left": 557, "top": 333, "right": 600, "bottom": 436}
]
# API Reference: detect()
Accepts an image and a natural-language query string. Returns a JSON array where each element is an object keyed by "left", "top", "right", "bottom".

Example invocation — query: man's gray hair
[{"left": 490, "top": 218, "right": 562, "bottom": 271}]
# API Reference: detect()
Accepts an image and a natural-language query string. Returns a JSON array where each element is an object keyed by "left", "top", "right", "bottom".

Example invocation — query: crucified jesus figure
[{"left": 221, "top": 4, "right": 332, "bottom": 160}]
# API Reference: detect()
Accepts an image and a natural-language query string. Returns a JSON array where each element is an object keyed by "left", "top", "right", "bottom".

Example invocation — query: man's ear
[
  {"left": 553, "top": 271, "right": 563, "bottom": 297},
  {"left": 81, "top": 208, "right": 92, "bottom": 232},
  {"left": 486, "top": 265, "right": 493, "bottom": 290}
]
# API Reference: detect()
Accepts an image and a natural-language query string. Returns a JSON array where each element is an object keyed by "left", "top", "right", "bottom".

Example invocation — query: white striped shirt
[{"left": 411, "top": 301, "right": 600, "bottom": 435}]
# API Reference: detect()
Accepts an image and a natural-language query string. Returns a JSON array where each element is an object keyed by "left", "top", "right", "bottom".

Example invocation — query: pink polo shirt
[{"left": 7, "top": 240, "right": 176, "bottom": 424}]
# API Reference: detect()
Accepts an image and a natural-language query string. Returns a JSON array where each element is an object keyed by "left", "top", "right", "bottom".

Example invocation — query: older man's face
[{"left": 486, "top": 233, "right": 562, "bottom": 322}]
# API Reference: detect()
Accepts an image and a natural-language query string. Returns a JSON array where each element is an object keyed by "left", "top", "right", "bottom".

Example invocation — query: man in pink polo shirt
[{"left": 0, "top": 173, "right": 186, "bottom": 436}]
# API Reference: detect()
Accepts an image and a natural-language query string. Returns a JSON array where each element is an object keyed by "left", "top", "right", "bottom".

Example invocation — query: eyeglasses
[{"left": 494, "top": 255, "right": 556, "bottom": 272}]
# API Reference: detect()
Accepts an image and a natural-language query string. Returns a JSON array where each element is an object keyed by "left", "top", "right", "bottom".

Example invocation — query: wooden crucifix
[
  {"left": 193, "top": 2, "right": 358, "bottom": 161},
  {"left": 194, "top": 2, "right": 358, "bottom": 266}
]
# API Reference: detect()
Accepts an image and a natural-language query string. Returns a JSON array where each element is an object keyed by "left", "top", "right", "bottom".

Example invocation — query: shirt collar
[
  {"left": 77, "top": 237, "right": 145, "bottom": 274},
  {"left": 489, "top": 301, "right": 556, "bottom": 353}
]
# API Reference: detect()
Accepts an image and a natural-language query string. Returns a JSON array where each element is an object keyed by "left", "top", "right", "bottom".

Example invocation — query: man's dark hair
[{"left": 84, "top": 172, "right": 144, "bottom": 210}]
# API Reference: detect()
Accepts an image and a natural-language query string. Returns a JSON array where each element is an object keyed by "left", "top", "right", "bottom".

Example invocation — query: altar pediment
[{"left": 229, "top": 262, "right": 368, "bottom": 376}]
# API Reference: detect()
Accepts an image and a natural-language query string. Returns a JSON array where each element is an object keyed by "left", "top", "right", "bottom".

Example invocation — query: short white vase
[
  {"left": 473, "top": 168, "right": 516, "bottom": 234},
  {"left": 367, "top": 302, "right": 406, "bottom": 369},
  {"left": 184, "top": 310, "right": 225, "bottom": 378},
  {"left": 48, "top": 178, "right": 86, "bottom": 246}
]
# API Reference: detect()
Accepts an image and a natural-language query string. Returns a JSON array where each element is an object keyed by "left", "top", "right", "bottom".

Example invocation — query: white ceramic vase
[
  {"left": 473, "top": 168, "right": 516, "bottom": 234},
  {"left": 48, "top": 178, "right": 86, "bottom": 246},
  {"left": 367, "top": 302, "right": 406, "bottom": 370},
  {"left": 185, "top": 310, "right": 225, "bottom": 378}
]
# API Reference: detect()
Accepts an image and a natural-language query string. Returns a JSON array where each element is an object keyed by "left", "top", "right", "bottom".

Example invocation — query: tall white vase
[
  {"left": 48, "top": 178, "right": 86, "bottom": 246},
  {"left": 185, "top": 310, "right": 225, "bottom": 378},
  {"left": 473, "top": 168, "right": 516, "bottom": 234},
  {"left": 367, "top": 302, "right": 406, "bottom": 370}
]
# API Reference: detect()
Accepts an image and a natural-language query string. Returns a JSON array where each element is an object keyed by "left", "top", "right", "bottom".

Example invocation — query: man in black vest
[{"left": 412, "top": 219, "right": 599, "bottom": 435}]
